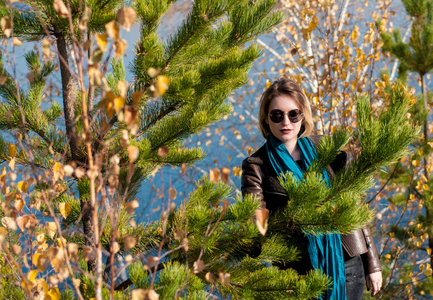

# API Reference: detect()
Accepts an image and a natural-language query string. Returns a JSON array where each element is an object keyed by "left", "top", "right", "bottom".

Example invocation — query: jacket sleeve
[
  {"left": 328, "top": 147, "right": 382, "bottom": 275},
  {"left": 241, "top": 157, "right": 265, "bottom": 208},
  {"left": 360, "top": 227, "right": 382, "bottom": 275}
]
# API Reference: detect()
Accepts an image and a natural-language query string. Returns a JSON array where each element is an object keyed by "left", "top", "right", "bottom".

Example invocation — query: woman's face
[{"left": 266, "top": 95, "right": 303, "bottom": 147}]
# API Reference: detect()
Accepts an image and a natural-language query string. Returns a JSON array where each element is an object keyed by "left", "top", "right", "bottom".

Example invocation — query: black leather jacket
[{"left": 241, "top": 135, "right": 382, "bottom": 275}]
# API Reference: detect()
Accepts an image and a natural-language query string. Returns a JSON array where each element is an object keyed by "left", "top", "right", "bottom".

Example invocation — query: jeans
[{"left": 344, "top": 255, "right": 365, "bottom": 300}]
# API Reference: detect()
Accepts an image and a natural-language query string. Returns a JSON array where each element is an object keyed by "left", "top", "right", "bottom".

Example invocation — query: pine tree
[
  {"left": 0, "top": 0, "right": 285, "bottom": 298},
  {"left": 0, "top": 1, "right": 420, "bottom": 299},
  {"left": 379, "top": 0, "right": 433, "bottom": 296}
]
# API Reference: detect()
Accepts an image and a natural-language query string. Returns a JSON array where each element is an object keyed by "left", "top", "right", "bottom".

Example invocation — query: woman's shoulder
[{"left": 242, "top": 144, "right": 267, "bottom": 165}]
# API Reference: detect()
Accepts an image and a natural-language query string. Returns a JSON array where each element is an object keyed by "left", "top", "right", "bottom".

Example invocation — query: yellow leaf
[
  {"left": 33, "top": 253, "right": 49, "bottom": 272},
  {"left": 57, "top": 237, "right": 67, "bottom": 248},
  {"left": 266, "top": 79, "right": 272, "bottom": 89},
  {"left": 96, "top": 33, "right": 108, "bottom": 52},
  {"left": 8, "top": 144, "right": 16, "bottom": 157},
  {"left": 28, "top": 269, "right": 38, "bottom": 283},
  {"left": 105, "top": 20, "right": 120, "bottom": 40},
  {"left": 53, "top": 0, "right": 70, "bottom": 18},
  {"left": 58, "top": 202, "right": 71, "bottom": 218},
  {"left": 117, "top": 7, "right": 137, "bottom": 32},
  {"left": 17, "top": 181, "right": 28, "bottom": 193},
  {"left": 47, "top": 287, "right": 61, "bottom": 300},
  {"left": 427, "top": 248, "right": 432, "bottom": 255},
  {"left": 155, "top": 75, "right": 169, "bottom": 96},
  {"left": 113, "top": 95, "right": 125, "bottom": 112}
]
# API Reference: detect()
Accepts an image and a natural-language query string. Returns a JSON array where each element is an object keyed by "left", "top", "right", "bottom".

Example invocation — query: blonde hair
[{"left": 258, "top": 78, "right": 314, "bottom": 139}]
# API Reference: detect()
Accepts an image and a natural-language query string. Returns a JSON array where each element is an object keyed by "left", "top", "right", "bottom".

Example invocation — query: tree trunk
[
  {"left": 56, "top": 31, "right": 97, "bottom": 273},
  {"left": 56, "top": 32, "right": 79, "bottom": 161}
]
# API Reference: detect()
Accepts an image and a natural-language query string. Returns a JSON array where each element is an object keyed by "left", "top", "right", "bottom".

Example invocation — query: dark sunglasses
[{"left": 269, "top": 109, "right": 303, "bottom": 123}]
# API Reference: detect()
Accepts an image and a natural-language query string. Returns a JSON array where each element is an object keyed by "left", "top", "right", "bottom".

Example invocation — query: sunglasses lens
[
  {"left": 269, "top": 109, "right": 303, "bottom": 123},
  {"left": 288, "top": 109, "right": 303, "bottom": 123},
  {"left": 269, "top": 110, "right": 284, "bottom": 123}
]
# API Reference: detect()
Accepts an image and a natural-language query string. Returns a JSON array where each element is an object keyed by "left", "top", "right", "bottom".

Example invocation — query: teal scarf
[{"left": 266, "top": 134, "right": 346, "bottom": 300}]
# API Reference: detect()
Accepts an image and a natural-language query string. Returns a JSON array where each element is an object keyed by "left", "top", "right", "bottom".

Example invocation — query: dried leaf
[
  {"left": 63, "top": 165, "right": 74, "bottom": 177},
  {"left": 53, "top": 0, "right": 70, "bottom": 18},
  {"left": 105, "top": 21, "right": 120, "bottom": 40},
  {"left": 205, "top": 272, "right": 215, "bottom": 283},
  {"left": 193, "top": 259, "right": 205, "bottom": 274},
  {"left": 115, "top": 39, "right": 128, "bottom": 58},
  {"left": 169, "top": 187, "right": 177, "bottom": 200},
  {"left": 15, "top": 199, "right": 24, "bottom": 212},
  {"left": 125, "top": 200, "right": 139, "bottom": 214},
  {"left": 128, "top": 145, "right": 139, "bottom": 163},
  {"left": 157, "top": 146, "right": 169, "bottom": 158},
  {"left": 15, "top": 216, "right": 28, "bottom": 231},
  {"left": 117, "top": 7, "right": 137, "bottom": 32},
  {"left": 124, "top": 236, "right": 136, "bottom": 252},
  {"left": 82, "top": 246, "right": 95, "bottom": 262},
  {"left": 132, "top": 289, "right": 159, "bottom": 300},
  {"left": 96, "top": 33, "right": 108, "bottom": 52},
  {"left": 209, "top": 168, "right": 220, "bottom": 184},
  {"left": 17, "top": 181, "right": 28, "bottom": 193},
  {"left": 42, "top": 39, "right": 50, "bottom": 57},
  {"left": 53, "top": 162, "right": 64, "bottom": 181},
  {"left": 74, "top": 167, "right": 85, "bottom": 179},
  {"left": 33, "top": 253, "right": 49, "bottom": 272},
  {"left": 221, "top": 167, "right": 230, "bottom": 184},
  {"left": 147, "top": 68, "right": 158, "bottom": 78},
  {"left": 124, "top": 106, "right": 139, "bottom": 126},
  {"left": 131, "top": 289, "right": 146, "bottom": 300},
  {"left": 290, "top": 47, "right": 298, "bottom": 55},
  {"left": 0, "top": 75, "right": 7, "bottom": 85},
  {"left": 131, "top": 91, "right": 144, "bottom": 106},
  {"left": 112, "top": 241, "right": 120, "bottom": 254},
  {"left": 180, "top": 163, "right": 187, "bottom": 174},
  {"left": 219, "top": 271, "right": 230, "bottom": 286},
  {"left": 12, "top": 37, "right": 22, "bottom": 47},
  {"left": 45, "top": 222, "right": 57, "bottom": 238},
  {"left": 58, "top": 202, "right": 71, "bottom": 218},
  {"left": 146, "top": 256, "right": 159, "bottom": 269},
  {"left": 255, "top": 208, "right": 269, "bottom": 236},
  {"left": 11, "top": 244, "right": 21, "bottom": 255},
  {"left": 79, "top": 7, "right": 92, "bottom": 30},
  {"left": 117, "top": 80, "right": 128, "bottom": 99},
  {"left": 1, "top": 17, "right": 12, "bottom": 38}
]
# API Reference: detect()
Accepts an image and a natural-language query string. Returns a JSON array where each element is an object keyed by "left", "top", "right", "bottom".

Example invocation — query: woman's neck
[{"left": 284, "top": 140, "right": 301, "bottom": 160}]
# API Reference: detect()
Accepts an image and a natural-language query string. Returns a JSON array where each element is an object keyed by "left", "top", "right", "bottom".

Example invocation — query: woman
[{"left": 241, "top": 78, "right": 382, "bottom": 299}]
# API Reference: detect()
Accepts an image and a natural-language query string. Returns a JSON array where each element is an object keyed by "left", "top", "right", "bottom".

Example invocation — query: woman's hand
[{"left": 366, "top": 271, "right": 382, "bottom": 296}]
